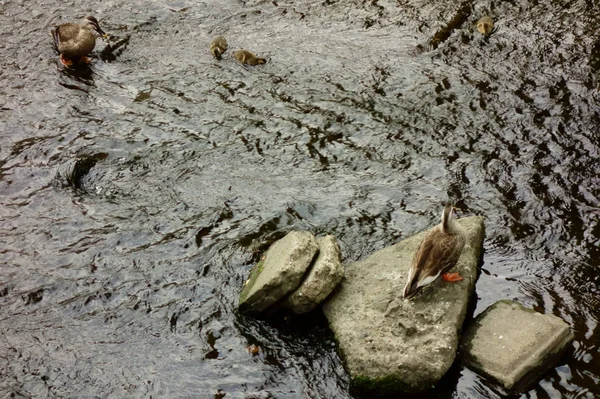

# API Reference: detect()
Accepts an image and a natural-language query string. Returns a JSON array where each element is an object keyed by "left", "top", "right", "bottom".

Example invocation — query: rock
[
  {"left": 322, "top": 216, "right": 485, "bottom": 394},
  {"left": 239, "top": 231, "right": 319, "bottom": 313},
  {"left": 284, "top": 235, "right": 344, "bottom": 314},
  {"left": 460, "top": 300, "right": 574, "bottom": 393}
]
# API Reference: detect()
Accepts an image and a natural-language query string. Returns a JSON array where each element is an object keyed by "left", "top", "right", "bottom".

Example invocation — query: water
[{"left": 1, "top": 0, "right": 599, "bottom": 397}]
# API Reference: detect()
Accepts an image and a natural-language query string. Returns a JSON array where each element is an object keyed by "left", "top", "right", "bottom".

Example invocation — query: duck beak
[{"left": 94, "top": 25, "right": 107, "bottom": 37}]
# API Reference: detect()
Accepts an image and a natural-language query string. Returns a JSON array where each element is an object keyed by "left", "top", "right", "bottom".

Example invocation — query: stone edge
[
  {"left": 460, "top": 300, "right": 575, "bottom": 393},
  {"left": 238, "top": 258, "right": 266, "bottom": 310}
]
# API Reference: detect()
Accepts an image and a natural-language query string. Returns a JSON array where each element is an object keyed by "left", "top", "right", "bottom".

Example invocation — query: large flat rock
[
  {"left": 460, "top": 300, "right": 574, "bottom": 392},
  {"left": 239, "top": 231, "right": 319, "bottom": 313},
  {"left": 322, "top": 216, "right": 485, "bottom": 394},
  {"left": 284, "top": 235, "right": 344, "bottom": 314}
]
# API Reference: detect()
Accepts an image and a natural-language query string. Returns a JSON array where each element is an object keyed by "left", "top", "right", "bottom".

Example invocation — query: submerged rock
[
  {"left": 284, "top": 235, "right": 344, "bottom": 314},
  {"left": 460, "top": 300, "right": 574, "bottom": 393},
  {"left": 322, "top": 216, "right": 485, "bottom": 394},
  {"left": 239, "top": 231, "right": 318, "bottom": 313}
]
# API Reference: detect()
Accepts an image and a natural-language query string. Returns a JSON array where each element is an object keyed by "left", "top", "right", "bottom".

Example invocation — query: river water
[{"left": 1, "top": 0, "right": 599, "bottom": 397}]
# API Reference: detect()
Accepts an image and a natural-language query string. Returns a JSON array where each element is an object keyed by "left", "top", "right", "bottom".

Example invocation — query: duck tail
[
  {"left": 403, "top": 266, "right": 422, "bottom": 299},
  {"left": 51, "top": 28, "right": 60, "bottom": 49},
  {"left": 402, "top": 280, "right": 419, "bottom": 300}
]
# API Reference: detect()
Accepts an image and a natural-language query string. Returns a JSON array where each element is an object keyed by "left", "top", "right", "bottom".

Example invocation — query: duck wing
[
  {"left": 53, "top": 24, "right": 78, "bottom": 46},
  {"left": 51, "top": 27, "right": 61, "bottom": 49},
  {"left": 53, "top": 23, "right": 97, "bottom": 59},
  {"left": 403, "top": 228, "right": 465, "bottom": 299}
]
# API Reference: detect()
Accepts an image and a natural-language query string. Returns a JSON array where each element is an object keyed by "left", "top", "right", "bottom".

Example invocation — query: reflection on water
[{"left": 1, "top": 0, "right": 599, "bottom": 397}]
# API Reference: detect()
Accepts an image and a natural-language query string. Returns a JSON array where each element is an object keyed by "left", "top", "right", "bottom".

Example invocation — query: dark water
[{"left": 1, "top": 0, "right": 599, "bottom": 397}]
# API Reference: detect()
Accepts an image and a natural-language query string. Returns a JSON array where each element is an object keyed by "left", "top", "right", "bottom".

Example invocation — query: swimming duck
[
  {"left": 234, "top": 49, "right": 266, "bottom": 65},
  {"left": 52, "top": 16, "right": 107, "bottom": 66},
  {"left": 476, "top": 16, "right": 494, "bottom": 36},
  {"left": 402, "top": 204, "right": 466, "bottom": 300},
  {"left": 210, "top": 36, "right": 228, "bottom": 60}
]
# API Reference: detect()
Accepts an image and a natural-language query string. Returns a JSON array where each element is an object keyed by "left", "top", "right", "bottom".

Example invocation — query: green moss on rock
[{"left": 239, "top": 259, "right": 265, "bottom": 306}]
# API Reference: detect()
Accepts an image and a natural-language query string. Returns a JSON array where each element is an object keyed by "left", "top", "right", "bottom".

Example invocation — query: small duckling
[
  {"left": 476, "top": 16, "right": 494, "bottom": 36},
  {"left": 210, "top": 36, "right": 228, "bottom": 60},
  {"left": 52, "top": 16, "right": 107, "bottom": 67},
  {"left": 234, "top": 49, "right": 266, "bottom": 66}
]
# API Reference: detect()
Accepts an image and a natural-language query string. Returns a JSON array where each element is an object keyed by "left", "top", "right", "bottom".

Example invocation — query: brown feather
[
  {"left": 403, "top": 222, "right": 466, "bottom": 299},
  {"left": 52, "top": 18, "right": 103, "bottom": 61},
  {"left": 210, "top": 36, "right": 228, "bottom": 60},
  {"left": 234, "top": 49, "right": 266, "bottom": 66}
]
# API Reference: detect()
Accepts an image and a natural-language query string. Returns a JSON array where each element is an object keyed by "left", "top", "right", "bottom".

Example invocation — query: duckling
[
  {"left": 210, "top": 36, "right": 228, "bottom": 60},
  {"left": 402, "top": 204, "right": 466, "bottom": 300},
  {"left": 234, "top": 49, "right": 266, "bottom": 66},
  {"left": 476, "top": 16, "right": 494, "bottom": 36},
  {"left": 52, "top": 16, "right": 107, "bottom": 67}
]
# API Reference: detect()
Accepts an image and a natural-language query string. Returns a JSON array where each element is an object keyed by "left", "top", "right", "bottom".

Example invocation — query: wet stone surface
[
  {"left": 460, "top": 300, "right": 575, "bottom": 393},
  {"left": 285, "top": 234, "right": 344, "bottom": 314},
  {"left": 1, "top": 0, "right": 600, "bottom": 398},
  {"left": 239, "top": 230, "right": 318, "bottom": 313}
]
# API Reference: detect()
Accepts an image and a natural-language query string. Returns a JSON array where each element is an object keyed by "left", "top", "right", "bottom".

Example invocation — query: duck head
[
  {"left": 83, "top": 16, "right": 107, "bottom": 37},
  {"left": 441, "top": 204, "right": 457, "bottom": 234}
]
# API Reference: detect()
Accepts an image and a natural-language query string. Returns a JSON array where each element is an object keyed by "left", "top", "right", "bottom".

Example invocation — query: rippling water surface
[{"left": 1, "top": 0, "right": 600, "bottom": 397}]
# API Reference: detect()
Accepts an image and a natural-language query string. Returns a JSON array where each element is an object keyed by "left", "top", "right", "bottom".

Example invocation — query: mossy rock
[{"left": 238, "top": 231, "right": 319, "bottom": 314}]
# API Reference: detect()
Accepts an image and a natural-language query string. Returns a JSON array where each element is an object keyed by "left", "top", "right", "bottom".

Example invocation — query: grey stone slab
[
  {"left": 239, "top": 231, "right": 319, "bottom": 313},
  {"left": 460, "top": 300, "right": 574, "bottom": 392},
  {"left": 322, "top": 216, "right": 485, "bottom": 394},
  {"left": 284, "top": 235, "right": 344, "bottom": 314}
]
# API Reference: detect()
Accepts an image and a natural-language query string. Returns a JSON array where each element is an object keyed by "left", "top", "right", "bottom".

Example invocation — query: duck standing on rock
[
  {"left": 210, "top": 36, "right": 228, "bottom": 60},
  {"left": 51, "top": 16, "right": 107, "bottom": 67},
  {"left": 234, "top": 49, "right": 266, "bottom": 65},
  {"left": 403, "top": 204, "right": 466, "bottom": 300}
]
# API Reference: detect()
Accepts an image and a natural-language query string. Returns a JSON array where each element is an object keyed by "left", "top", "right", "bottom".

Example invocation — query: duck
[
  {"left": 476, "top": 16, "right": 494, "bottom": 36},
  {"left": 51, "top": 16, "right": 107, "bottom": 66},
  {"left": 210, "top": 36, "right": 228, "bottom": 60},
  {"left": 402, "top": 204, "right": 466, "bottom": 300},
  {"left": 234, "top": 49, "right": 266, "bottom": 66}
]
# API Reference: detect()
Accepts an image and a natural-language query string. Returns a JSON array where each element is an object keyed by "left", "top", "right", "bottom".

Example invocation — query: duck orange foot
[
  {"left": 60, "top": 54, "right": 74, "bottom": 67},
  {"left": 442, "top": 272, "right": 463, "bottom": 282}
]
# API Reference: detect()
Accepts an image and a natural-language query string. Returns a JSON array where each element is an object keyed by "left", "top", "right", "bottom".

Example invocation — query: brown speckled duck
[
  {"left": 210, "top": 36, "right": 228, "bottom": 60},
  {"left": 51, "top": 16, "right": 107, "bottom": 66},
  {"left": 234, "top": 49, "right": 266, "bottom": 66},
  {"left": 402, "top": 204, "right": 466, "bottom": 300}
]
